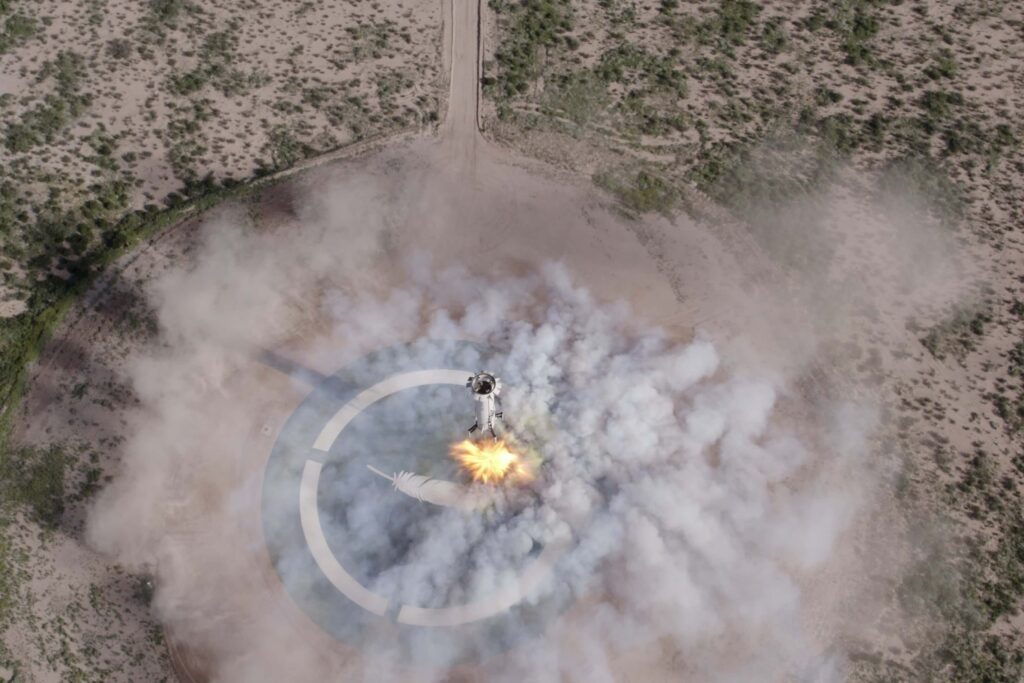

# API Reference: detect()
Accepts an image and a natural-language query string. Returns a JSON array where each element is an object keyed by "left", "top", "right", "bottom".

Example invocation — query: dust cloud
[{"left": 86, "top": 141, "right": 962, "bottom": 683}]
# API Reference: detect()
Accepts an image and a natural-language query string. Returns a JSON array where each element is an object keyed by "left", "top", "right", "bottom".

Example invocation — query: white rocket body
[{"left": 467, "top": 371, "right": 502, "bottom": 439}]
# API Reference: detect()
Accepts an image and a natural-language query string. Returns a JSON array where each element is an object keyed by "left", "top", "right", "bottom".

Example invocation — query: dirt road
[{"left": 440, "top": 0, "right": 482, "bottom": 170}]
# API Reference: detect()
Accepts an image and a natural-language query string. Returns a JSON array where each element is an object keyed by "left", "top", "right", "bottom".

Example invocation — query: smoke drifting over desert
[
  {"left": 77, "top": 125, "right": 970, "bottom": 683},
  {"left": 78, "top": 3, "right": 969, "bottom": 668},
  {"left": 3, "top": 0, "right": 1018, "bottom": 679}
]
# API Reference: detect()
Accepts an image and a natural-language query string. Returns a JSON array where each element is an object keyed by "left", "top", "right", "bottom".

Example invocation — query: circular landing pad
[{"left": 261, "top": 340, "right": 568, "bottom": 663}]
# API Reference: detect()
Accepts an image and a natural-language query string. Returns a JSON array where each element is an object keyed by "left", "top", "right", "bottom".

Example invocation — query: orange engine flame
[{"left": 450, "top": 438, "right": 531, "bottom": 484}]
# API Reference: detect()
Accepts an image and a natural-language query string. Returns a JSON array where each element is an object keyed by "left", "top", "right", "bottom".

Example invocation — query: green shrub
[
  {"left": 4, "top": 12, "right": 33, "bottom": 39},
  {"left": 876, "top": 155, "right": 963, "bottom": 224},
  {"left": 936, "top": 630, "right": 1024, "bottom": 682},
  {"left": 814, "top": 86, "right": 843, "bottom": 106},
  {"left": 991, "top": 391, "right": 1024, "bottom": 434},
  {"left": 1008, "top": 342, "right": 1024, "bottom": 377},
  {"left": 106, "top": 38, "right": 132, "bottom": 60},
  {"left": 149, "top": 0, "right": 186, "bottom": 24},
  {"left": 4, "top": 52, "right": 91, "bottom": 152},
  {"left": 761, "top": 18, "right": 788, "bottom": 53},
  {"left": 815, "top": 113, "right": 859, "bottom": 155},
  {"left": 488, "top": 0, "right": 572, "bottom": 99},
  {"left": 716, "top": 0, "right": 760, "bottom": 46},
  {"left": 924, "top": 50, "right": 957, "bottom": 80},
  {"left": 594, "top": 44, "right": 687, "bottom": 97},
  {"left": 920, "top": 90, "right": 964, "bottom": 121},
  {"left": 823, "top": 0, "right": 881, "bottom": 66},
  {"left": 542, "top": 72, "right": 608, "bottom": 126},
  {"left": 919, "top": 308, "right": 991, "bottom": 361},
  {"left": 0, "top": 445, "right": 67, "bottom": 529},
  {"left": 168, "top": 70, "right": 207, "bottom": 95},
  {"left": 0, "top": 11, "right": 35, "bottom": 53},
  {"left": 263, "top": 126, "right": 308, "bottom": 170},
  {"left": 595, "top": 168, "right": 676, "bottom": 214}
]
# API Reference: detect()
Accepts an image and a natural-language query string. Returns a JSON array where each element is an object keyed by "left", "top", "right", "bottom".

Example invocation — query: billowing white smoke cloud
[
  {"left": 318, "top": 262, "right": 865, "bottom": 682},
  {"left": 85, "top": 154, "right": 875, "bottom": 683}
]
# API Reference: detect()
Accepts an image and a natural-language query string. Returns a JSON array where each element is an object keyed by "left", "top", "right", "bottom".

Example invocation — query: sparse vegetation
[
  {"left": 920, "top": 307, "right": 992, "bottom": 362},
  {"left": 0, "top": 445, "right": 67, "bottom": 529},
  {"left": 594, "top": 167, "right": 676, "bottom": 215},
  {"left": 760, "top": 17, "right": 788, "bottom": 54},
  {"left": 147, "top": 0, "right": 189, "bottom": 26},
  {"left": 0, "top": 0, "right": 420, "bottom": 679},
  {"left": 486, "top": 2, "right": 1024, "bottom": 680},
  {"left": 0, "top": 4, "right": 35, "bottom": 54},
  {"left": 991, "top": 391, "right": 1024, "bottom": 434},
  {"left": 0, "top": 0, "right": 443, "bottom": 479},
  {"left": 5, "top": 51, "right": 91, "bottom": 152},
  {"left": 828, "top": 0, "right": 880, "bottom": 66},
  {"left": 711, "top": 0, "right": 761, "bottom": 47},
  {"left": 261, "top": 125, "right": 310, "bottom": 171},
  {"left": 487, "top": 0, "right": 572, "bottom": 99}
]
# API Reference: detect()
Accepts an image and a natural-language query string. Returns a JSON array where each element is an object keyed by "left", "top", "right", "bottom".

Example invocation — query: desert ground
[
  {"left": 0, "top": 1, "right": 1022, "bottom": 682},
  {"left": 0, "top": 0, "right": 442, "bottom": 315}
]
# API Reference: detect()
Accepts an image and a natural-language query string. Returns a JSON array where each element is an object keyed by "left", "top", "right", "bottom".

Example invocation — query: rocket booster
[{"left": 467, "top": 371, "right": 502, "bottom": 439}]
